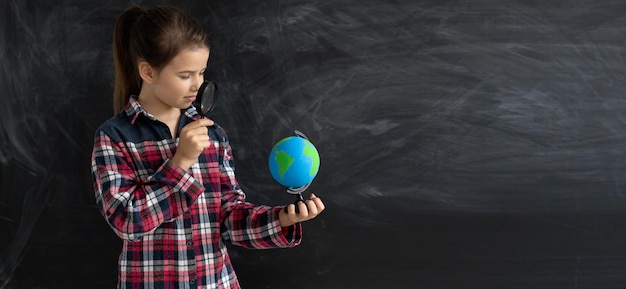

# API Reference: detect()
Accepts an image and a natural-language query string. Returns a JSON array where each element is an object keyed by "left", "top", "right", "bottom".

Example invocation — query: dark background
[{"left": 2, "top": 0, "right": 626, "bottom": 288}]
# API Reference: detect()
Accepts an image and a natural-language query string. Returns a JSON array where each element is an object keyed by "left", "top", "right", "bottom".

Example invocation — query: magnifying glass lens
[{"left": 194, "top": 81, "right": 218, "bottom": 117}]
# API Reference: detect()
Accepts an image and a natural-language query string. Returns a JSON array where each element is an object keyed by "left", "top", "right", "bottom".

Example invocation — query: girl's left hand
[{"left": 279, "top": 193, "right": 325, "bottom": 227}]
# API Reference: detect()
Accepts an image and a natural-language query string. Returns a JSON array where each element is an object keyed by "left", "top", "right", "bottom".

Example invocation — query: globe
[{"left": 268, "top": 135, "right": 320, "bottom": 188}]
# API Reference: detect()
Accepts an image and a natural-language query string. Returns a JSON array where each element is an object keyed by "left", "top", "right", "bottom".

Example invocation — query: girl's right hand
[{"left": 171, "top": 118, "right": 214, "bottom": 170}]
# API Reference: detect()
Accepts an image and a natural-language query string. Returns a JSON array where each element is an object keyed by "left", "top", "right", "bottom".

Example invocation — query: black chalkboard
[{"left": 2, "top": 0, "right": 626, "bottom": 288}]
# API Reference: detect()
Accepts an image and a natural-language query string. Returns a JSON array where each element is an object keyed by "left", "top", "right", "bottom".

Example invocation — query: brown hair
[{"left": 112, "top": 5, "right": 209, "bottom": 114}]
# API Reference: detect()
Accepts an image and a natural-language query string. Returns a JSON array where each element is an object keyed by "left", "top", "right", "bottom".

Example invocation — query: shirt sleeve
[
  {"left": 216, "top": 129, "right": 303, "bottom": 248},
  {"left": 91, "top": 130, "right": 204, "bottom": 241}
]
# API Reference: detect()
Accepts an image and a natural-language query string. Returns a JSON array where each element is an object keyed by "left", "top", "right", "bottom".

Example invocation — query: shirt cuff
[{"left": 274, "top": 207, "right": 302, "bottom": 246}]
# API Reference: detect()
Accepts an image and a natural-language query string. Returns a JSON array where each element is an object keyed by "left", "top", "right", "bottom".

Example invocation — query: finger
[
  {"left": 197, "top": 118, "right": 214, "bottom": 127},
  {"left": 312, "top": 197, "right": 325, "bottom": 213},
  {"left": 187, "top": 127, "right": 210, "bottom": 136},
  {"left": 297, "top": 201, "right": 309, "bottom": 219},
  {"left": 305, "top": 199, "right": 319, "bottom": 216},
  {"left": 189, "top": 125, "right": 213, "bottom": 136},
  {"left": 180, "top": 126, "right": 207, "bottom": 139},
  {"left": 186, "top": 118, "right": 214, "bottom": 129},
  {"left": 187, "top": 133, "right": 210, "bottom": 144},
  {"left": 286, "top": 203, "right": 297, "bottom": 216}
]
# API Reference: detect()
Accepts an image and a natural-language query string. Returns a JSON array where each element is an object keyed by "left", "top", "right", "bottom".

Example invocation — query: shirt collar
[{"left": 124, "top": 96, "right": 202, "bottom": 124}]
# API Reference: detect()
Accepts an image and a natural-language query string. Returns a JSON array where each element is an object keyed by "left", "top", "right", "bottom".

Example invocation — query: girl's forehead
[{"left": 167, "top": 47, "right": 210, "bottom": 71}]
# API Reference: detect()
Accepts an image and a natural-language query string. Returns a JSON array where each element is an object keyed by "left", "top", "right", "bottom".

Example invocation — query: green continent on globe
[
  {"left": 274, "top": 150, "right": 295, "bottom": 178},
  {"left": 303, "top": 143, "right": 319, "bottom": 176}
]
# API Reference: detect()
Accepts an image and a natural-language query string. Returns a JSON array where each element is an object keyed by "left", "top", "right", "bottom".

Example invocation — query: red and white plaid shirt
[{"left": 91, "top": 97, "right": 302, "bottom": 289}]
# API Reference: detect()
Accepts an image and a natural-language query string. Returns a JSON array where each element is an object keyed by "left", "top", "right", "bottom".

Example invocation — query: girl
[{"left": 91, "top": 5, "right": 325, "bottom": 289}]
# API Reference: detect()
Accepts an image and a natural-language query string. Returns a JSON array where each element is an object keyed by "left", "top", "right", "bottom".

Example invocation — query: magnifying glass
[{"left": 193, "top": 81, "right": 218, "bottom": 117}]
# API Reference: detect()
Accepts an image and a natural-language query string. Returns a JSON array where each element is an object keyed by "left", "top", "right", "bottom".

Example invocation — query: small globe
[{"left": 268, "top": 136, "right": 320, "bottom": 188}]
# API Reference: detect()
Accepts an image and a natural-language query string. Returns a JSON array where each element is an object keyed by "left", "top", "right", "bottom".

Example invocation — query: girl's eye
[{"left": 180, "top": 75, "right": 191, "bottom": 79}]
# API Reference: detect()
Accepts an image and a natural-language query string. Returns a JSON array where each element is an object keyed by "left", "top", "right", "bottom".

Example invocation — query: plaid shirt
[{"left": 91, "top": 97, "right": 302, "bottom": 289}]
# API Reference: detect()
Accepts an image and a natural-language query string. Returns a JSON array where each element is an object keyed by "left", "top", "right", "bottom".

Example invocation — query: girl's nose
[{"left": 192, "top": 75, "right": 204, "bottom": 92}]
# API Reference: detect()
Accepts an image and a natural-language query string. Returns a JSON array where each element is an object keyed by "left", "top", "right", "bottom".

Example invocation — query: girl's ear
[{"left": 138, "top": 60, "right": 156, "bottom": 84}]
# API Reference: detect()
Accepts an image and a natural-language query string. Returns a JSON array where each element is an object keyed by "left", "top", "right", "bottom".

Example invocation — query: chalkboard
[{"left": 2, "top": 0, "right": 626, "bottom": 288}]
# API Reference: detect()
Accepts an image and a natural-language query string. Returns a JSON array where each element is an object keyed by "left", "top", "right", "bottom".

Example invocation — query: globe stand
[
  {"left": 284, "top": 182, "right": 310, "bottom": 213},
  {"left": 283, "top": 130, "right": 311, "bottom": 214}
]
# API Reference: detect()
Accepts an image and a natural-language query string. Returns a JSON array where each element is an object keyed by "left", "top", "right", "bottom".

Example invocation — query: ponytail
[{"left": 112, "top": 6, "right": 143, "bottom": 114}]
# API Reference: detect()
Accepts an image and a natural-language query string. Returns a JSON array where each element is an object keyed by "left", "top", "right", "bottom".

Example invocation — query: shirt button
[
  {"left": 190, "top": 280, "right": 196, "bottom": 284},
  {"left": 187, "top": 241, "right": 193, "bottom": 246}
]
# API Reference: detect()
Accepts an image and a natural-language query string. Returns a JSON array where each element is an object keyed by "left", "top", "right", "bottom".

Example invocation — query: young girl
[{"left": 91, "top": 5, "right": 325, "bottom": 289}]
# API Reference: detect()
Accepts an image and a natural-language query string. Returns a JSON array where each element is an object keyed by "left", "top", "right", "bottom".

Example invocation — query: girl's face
[{"left": 142, "top": 47, "right": 210, "bottom": 114}]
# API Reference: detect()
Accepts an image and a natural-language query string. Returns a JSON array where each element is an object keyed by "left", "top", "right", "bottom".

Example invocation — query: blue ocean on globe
[{"left": 268, "top": 136, "right": 320, "bottom": 188}]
